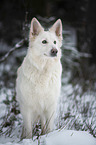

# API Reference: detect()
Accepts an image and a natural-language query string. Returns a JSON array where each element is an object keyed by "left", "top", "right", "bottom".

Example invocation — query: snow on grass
[{"left": 56, "top": 79, "right": 96, "bottom": 137}]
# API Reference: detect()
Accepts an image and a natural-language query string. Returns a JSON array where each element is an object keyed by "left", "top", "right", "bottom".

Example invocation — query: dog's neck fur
[{"left": 26, "top": 47, "right": 60, "bottom": 72}]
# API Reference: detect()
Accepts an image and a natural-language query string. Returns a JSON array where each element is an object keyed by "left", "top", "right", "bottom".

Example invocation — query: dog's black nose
[{"left": 51, "top": 48, "right": 58, "bottom": 56}]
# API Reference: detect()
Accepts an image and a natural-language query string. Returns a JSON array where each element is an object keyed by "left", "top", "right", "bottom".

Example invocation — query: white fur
[{"left": 16, "top": 18, "right": 62, "bottom": 138}]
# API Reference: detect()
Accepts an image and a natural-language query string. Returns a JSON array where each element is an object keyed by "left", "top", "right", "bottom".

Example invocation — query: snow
[
  {"left": 0, "top": 129, "right": 95, "bottom": 145},
  {"left": 45, "top": 129, "right": 96, "bottom": 145}
]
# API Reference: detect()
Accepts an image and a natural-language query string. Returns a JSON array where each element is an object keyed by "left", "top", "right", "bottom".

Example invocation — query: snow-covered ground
[
  {"left": 0, "top": 21, "right": 96, "bottom": 144},
  {"left": 0, "top": 129, "right": 96, "bottom": 145},
  {"left": 0, "top": 86, "right": 96, "bottom": 145}
]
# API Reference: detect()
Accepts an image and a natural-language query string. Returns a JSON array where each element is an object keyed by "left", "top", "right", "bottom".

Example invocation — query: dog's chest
[
  {"left": 17, "top": 59, "right": 61, "bottom": 109},
  {"left": 22, "top": 59, "right": 61, "bottom": 90},
  {"left": 23, "top": 65, "right": 60, "bottom": 94}
]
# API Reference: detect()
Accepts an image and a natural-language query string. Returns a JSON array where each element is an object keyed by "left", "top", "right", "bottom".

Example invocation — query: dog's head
[{"left": 29, "top": 18, "right": 62, "bottom": 59}]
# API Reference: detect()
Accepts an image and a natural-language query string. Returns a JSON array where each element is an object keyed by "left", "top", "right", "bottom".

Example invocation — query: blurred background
[{"left": 0, "top": 0, "right": 96, "bottom": 139}]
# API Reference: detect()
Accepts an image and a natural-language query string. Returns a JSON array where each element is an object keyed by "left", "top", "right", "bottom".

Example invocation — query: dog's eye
[
  {"left": 42, "top": 40, "right": 47, "bottom": 44},
  {"left": 54, "top": 41, "right": 56, "bottom": 44}
]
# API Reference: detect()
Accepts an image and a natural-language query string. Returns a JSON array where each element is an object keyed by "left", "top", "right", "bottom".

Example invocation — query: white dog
[{"left": 16, "top": 17, "right": 62, "bottom": 138}]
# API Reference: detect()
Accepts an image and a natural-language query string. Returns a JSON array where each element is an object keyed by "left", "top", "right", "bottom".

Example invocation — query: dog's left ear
[{"left": 49, "top": 19, "right": 62, "bottom": 38}]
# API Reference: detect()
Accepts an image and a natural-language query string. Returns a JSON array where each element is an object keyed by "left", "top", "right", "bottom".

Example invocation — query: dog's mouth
[
  {"left": 44, "top": 53, "right": 48, "bottom": 56},
  {"left": 44, "top": 53, "right": 50, "bottom": 57},
  {"left": 44, "top": 53, "right": 57, "bottom": 57}
]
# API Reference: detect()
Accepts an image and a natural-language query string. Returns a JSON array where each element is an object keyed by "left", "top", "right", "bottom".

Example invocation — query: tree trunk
[{"left": 87, "top": 0, "right": 96, "bottom": 63}]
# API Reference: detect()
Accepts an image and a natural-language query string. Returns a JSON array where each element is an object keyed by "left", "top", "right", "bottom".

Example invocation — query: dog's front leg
[
  {"left": 20, "top": 107, "right": 33, "bottom": 139},
  {"left": 45, "top": 110, "right": 55, "bottom": 134}
]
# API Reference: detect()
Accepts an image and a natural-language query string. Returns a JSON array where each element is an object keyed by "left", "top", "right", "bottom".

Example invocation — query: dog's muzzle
[{"left": 51, "top": 48, "right": 58, "bottom": 57}]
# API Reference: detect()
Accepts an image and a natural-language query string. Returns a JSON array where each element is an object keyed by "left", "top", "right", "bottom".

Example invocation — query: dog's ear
[
  {"left": 49, "top": 19, "right": 62, "bottom": 38},
  {"left": 31, "top": 18, "right": 44, "bottom": 36}
]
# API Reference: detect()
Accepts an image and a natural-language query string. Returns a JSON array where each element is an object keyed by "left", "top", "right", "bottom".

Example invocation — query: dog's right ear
[{"left": 30, "top": 18, "right": 44, "bottom": 36}]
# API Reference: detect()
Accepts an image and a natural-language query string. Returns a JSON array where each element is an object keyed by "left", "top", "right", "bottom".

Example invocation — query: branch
[
  {"left": 0, "top": 12, "right": 29, "bottom": 64},
  {"left": 79, "top": 52, "right": 92, "bottom": 58},
  {"left": 0, "top": 39, "right": 26, "bottom": 63}
]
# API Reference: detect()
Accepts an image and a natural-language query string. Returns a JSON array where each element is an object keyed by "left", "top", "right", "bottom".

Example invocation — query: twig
[
  {"left": 0, "top": 39, "right": 26, "bottom": 63},
  {"left": 79, "top": 52, "right": 92, "bottom": 58},
  {"left": 64, "top": 47, "right": 92, "bottom": 58}
]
